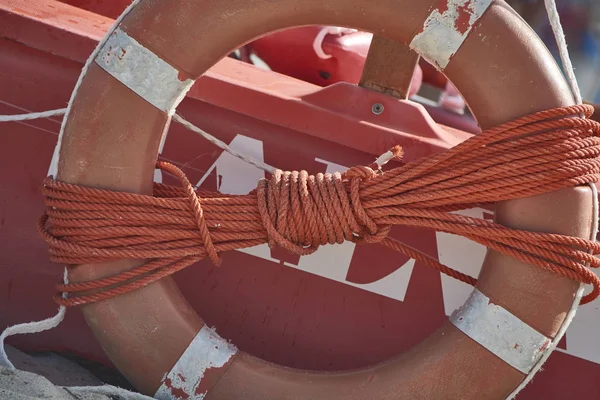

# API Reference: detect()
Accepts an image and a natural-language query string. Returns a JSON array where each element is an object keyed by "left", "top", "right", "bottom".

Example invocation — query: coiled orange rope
[{"left": 40, "top": 105, "right": 600, "bottom": 306}]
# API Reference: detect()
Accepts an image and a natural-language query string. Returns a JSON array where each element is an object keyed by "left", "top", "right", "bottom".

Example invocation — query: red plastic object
[{"left": 250, "top": 26, "right": 426, "bottom": 98}]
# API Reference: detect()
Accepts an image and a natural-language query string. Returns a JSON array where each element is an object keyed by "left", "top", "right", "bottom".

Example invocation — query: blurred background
[{"left": 508, "top": 0, "right": 600, "bottom": 102}]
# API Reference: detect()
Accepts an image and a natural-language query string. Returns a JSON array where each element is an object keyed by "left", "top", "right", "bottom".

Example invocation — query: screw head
[{"left": 371, "top": 103, "right": 384, "bottom": 115}]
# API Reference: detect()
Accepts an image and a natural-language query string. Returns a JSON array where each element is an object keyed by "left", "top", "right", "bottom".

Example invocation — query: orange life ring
[{"left": 53, "top": 0, "right": 595, "bottom": 399}]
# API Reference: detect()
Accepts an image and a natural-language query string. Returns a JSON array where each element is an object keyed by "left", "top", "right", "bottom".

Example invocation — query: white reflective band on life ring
[
  {"left": 95, "top": 28, "right": 195, "bottom": 115},
  {"left": 410, "top": 0, "right": 493, "bottom": 70},
  {"left": 450, "top": 289, "right": 551, "bottom": 374},
  {"left": 155, "top": 325, "right": 238, "bottom": 400}
]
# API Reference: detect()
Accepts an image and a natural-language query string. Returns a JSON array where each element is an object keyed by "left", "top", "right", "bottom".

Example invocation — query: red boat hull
[{"left": 0, "top": 1, "right": 599, "bottom": 398}]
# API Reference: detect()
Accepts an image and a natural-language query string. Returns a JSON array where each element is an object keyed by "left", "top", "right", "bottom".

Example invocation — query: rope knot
[
  {"left": 342, "top": 165, "right": 377, "bottom": 181},
  {"left": 255, "top": 165, "right": 393, "bottom": 255},
  {"left": 162, "top": 161, "right": 222, "bottom": 266},
  {"left": 342, "top": 166, "right": 391, "bottom": 245}
]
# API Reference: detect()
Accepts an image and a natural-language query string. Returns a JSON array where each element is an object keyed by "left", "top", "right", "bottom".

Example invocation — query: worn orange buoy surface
[{"left": 39, "top": 0, "right": 599, "bottom": 399}]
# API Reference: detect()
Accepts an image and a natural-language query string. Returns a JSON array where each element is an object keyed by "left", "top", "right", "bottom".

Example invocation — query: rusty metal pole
[{"left": 359, "top": 35, "right": 420, "bottom": 99}]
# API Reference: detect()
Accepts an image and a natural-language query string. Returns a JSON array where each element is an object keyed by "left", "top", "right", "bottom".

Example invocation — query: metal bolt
[{"left": 371, "top": 103, "right": 384, "bottom": 115}]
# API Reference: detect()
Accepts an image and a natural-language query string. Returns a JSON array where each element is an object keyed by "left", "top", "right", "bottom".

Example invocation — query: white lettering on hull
[{"left": 196, "top": 134, "right": 265, "bottom": 194}]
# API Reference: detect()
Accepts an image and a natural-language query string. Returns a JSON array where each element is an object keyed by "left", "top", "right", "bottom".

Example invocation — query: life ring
[{"left": 52, "top": 0, "right": 595, "bottom": 399}]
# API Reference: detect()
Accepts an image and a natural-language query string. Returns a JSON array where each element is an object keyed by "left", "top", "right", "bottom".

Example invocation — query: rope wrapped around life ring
[{"left": 39, "top": 105, "right": 600, "bottom": 307}]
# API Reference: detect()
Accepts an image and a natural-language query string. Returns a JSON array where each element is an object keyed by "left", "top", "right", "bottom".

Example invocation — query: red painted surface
[
  {"left": 251, "top": 27, "right": 372, "bottom": 88},
  {"left": 0, "top": 1, "right": 599, "bottom": 399},
  {"left": 58, "top": 0, "right": 127, "bottom": 18}
]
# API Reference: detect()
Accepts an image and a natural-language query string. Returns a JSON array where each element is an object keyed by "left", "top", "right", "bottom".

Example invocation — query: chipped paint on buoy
[
  {"left": 410, "top": 0, "right": 493, "bottom": 70},
  {"left": 154, "top": 326, "right": 238, "bottom": 399}
]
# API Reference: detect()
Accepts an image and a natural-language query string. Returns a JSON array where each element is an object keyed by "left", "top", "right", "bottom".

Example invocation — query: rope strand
[{"left": 39, "top": 105, "right": 600, "bottom": 306}]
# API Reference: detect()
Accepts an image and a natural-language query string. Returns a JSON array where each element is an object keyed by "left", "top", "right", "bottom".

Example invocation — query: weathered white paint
[
  {"left": 154, "top": 326, "right": 237, "bottom": 400},
  {"left": 410, "top": 0, "right": 493, "bottom": 70},
  {"left": 49, "top": 0, "right": 144, "bottom": 178},
  {"left": 451, "top": 289, "right": 551, "bottom": 374},
  {"left": 437, "top": 208, "right": 487, "bottom": 316},
  {"left": 373, "top": 150, "right": 395, "bottom": 169},
  {"left": 95, "top": 28, "right": 195, "bottom": 115}
]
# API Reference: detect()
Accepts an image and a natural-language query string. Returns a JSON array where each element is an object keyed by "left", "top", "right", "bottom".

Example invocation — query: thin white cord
[
  {"left": 544, "top": 0, "right": 583, "bottom": 105},
  {"left": 0, "top": 307, "right": 66, "bottom": 370},
  {"left": 65, "top": 385, "right": 155, "bottom": 399},
  {"left": 0, "top": 269, "right": 68, "bottom": 370},
  {"left": 0, "top": 108, "right": 276, "bottom": 173},
  {"left": 0, "top": 108, "right": 66, "bottom": 122},
  {"left": 172, "top": 113, "right": 275, "bottom": 173}
]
